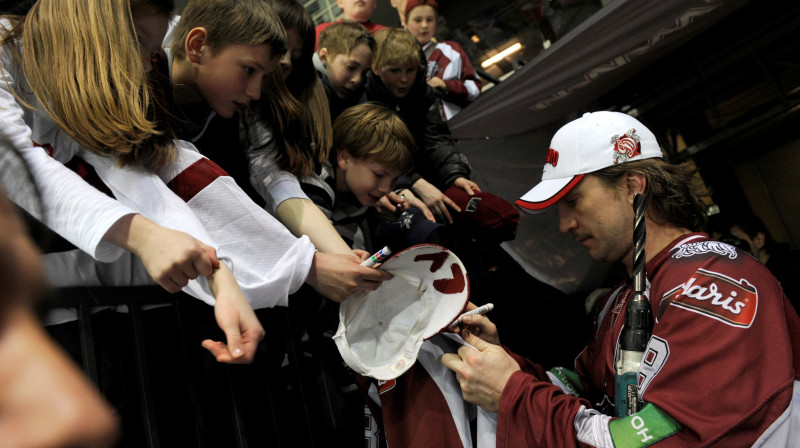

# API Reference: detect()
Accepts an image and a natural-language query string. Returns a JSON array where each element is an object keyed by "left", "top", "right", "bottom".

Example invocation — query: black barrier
[{"left": 45, "top": 286, "right": 362, "bottom": 448}]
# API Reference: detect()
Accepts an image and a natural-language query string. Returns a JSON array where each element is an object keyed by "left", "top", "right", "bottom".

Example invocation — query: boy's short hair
[
  {"left": 317, "top": 20, "right": 376, "bottom": 59},
  {"left": 334, "top": 102, "right": 415, "bottom": 173},
  {"left": 372, "top": 27, "right": 423, "bottom": 70},
  {"left": 171, "top": 0, "right": 287, "bottom": 60}
]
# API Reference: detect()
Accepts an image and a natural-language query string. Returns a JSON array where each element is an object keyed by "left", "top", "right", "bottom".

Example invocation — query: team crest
[
  {"left": 612, "top": 129, "right": 642, "bottom": 164},
  {"left": 663, "top": 268, "right": 758, "bottom": 327}
]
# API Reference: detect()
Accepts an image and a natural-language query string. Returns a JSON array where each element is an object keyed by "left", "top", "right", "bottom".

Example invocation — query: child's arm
[
  {"left": 200, "top": 262, "right": 265, "bottom": 364},
  {"left": 276, "top": 198, "right": 358, "bottom": 255}
]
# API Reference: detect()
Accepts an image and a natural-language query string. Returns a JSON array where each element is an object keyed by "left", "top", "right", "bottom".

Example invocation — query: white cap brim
[{"left": 515, "top": 174, "right": 584, "bottom": 214}]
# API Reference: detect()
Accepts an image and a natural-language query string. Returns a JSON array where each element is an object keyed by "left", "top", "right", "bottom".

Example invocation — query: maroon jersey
[{"left": 498, "top": 233, "right": 800, "bottom": 447}]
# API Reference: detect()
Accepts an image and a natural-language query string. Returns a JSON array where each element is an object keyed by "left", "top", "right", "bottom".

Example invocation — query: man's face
[
  {"left": 194, "top": 43, "right": 279, "bottom": 118},
  {"left": 406, "top": 5, "right": 437, "bottom": 45},
  {"left": 557, "top": 175, "right": 634, "bottom": 265},
  {"left": 337, "top": 0, "right": 377, "bottom": 22},
  {"left": 320, "top": 43, "right": 373, "bottom": 98},
  {"left": 374, "top": 62, "right": 418, "bottom": 98},
  {"left": 337, "top": 152, "right": 401, "bottom": 207}
]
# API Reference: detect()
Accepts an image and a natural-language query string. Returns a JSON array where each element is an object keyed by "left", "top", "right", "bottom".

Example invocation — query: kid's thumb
[{"left": 223, "top": 326, "right": 245, "bottom": 359}]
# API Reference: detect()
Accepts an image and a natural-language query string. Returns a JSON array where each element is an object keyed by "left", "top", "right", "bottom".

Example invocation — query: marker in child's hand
[
  {"left": 449, "top": 303, "right": 494, "bottom": 328},
  {"left": 361, "top": 246, "right": 391, "bottom": 268}
]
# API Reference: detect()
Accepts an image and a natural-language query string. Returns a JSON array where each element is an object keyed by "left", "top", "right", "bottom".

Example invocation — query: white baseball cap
[
  {"left": 333, "top": 244, "right": 470, "bottom": 380},
  {"left": 515, "top": 111, "right": 663, "bottom": 213}
]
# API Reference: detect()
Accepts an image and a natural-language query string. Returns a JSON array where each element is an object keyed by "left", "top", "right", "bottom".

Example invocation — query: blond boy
[{"left": 299, "top": 102, "right": 414, "bottom": 251}]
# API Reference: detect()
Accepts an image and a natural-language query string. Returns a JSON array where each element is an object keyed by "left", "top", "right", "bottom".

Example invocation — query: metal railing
[{"left": 47, "top": 285, "right": 362, "bottom": 448}]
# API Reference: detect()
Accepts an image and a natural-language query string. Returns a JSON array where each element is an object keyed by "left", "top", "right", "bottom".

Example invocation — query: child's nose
[{"left": 246, "top": 78, "right": 262, "bottom": 101}]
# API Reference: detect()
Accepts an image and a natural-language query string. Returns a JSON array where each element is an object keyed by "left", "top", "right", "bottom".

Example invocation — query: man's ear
[
  {"left": 625, "top": 173, "right": 647, "bottom": 202},
  {"left": 318, "top": 48, "right": 329, "bottom": 65},
  {"left": 371, "top": 61, "right": 380, "bottom": 76},
  {"left": 186, "top": 27, "right": 208, "bottom": 64}
]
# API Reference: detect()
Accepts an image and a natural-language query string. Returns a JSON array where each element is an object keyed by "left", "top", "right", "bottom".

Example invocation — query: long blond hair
[{"left": 4, "top": 0, "right": 175, "bottom": 170}]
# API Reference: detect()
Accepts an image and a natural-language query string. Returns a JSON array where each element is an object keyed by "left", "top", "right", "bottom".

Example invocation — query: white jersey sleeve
[{"left": 0, "top": 27, "right": 134, "bottom": 262}]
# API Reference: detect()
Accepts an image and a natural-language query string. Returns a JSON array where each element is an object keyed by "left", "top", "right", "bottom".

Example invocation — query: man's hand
[
  {"left": 450, "top": 302, "right": 500, "bottom": 346},
  {"left": 411, "top": 178, "right": 460, "bottom": 224},
  {"left": 305, "top": 252, "right": 394, "bottom": 302},
  {"left": 441, "top": 330, "right": 520, "bottom": 412}
]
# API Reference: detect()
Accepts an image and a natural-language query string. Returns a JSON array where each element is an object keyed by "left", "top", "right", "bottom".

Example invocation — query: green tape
[
  {"left": 609, "top": 403, "right": 682, "bottom": 447},
  {"left": 549, "top": 367, "right": 584, "bottom": 396}
]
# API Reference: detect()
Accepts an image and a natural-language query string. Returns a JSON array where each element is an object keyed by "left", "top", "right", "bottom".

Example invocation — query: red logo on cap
[
  {"left": 545, "top": 148, "right": 559, "bottom": 167},
  {"left": 612, "top": 129, "right": 642, "bottom": 164},
  {"left": 414, "top": 252, "right": 466, "bottom": 295},
  {"left": 415, "top": 251, "right": 448, "bottom": 272}
]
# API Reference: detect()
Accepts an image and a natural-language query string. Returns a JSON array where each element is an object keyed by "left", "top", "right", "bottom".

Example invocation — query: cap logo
[
  {"left": 545, "top": 148, "right": 559, "bottom": 167},
  {"left": 611, "top": 129, "right": 642, "bottom": 164}
]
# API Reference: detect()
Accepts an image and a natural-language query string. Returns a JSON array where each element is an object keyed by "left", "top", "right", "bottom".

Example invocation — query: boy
[
  {"left": 314, "top": 21, "right": 376, "bottom": 122},
  {"left": 365, "top": 27, "right": 477, "bottom": 225},
  {"left": 404, "top": 0, "right": 482, "bottom": 120},
  {"left": 300, "top": 102, "right": 415, "bottom": 251},
  {"left": 315, "top": 0, "right": 385, "bottom": 49}
]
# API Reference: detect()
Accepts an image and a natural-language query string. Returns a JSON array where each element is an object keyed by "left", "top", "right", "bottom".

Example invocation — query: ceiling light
[{"left": 481, "top": 42, "right": 522, "bottom": 68}]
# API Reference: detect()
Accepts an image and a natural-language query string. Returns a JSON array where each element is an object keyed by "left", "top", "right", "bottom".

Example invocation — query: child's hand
[
  {"left": 411, "top": 178, "right": 459, "bottom": 224},
  {"left": 352, "top": 249, "right": 371, "bottom": 262},
  {"left": 427, "top": 77, "right": 447, "bottom": 91},
  {"left": 113, "top": 215, "right": 220, "bottom": 293},
  {"left": 374, "top": 191, "right": 405, "bottom": 221},
  {"left": 452, "top": 177, "right": 482, "bottom": 196},
  {"left": 400, "top": 190, "right": 436, "bottom": 222},
  {"left": 305, "top": 252, "right": 394, "bottom": 302},
  {"left": 202, "top": 264, "right": 264, "bottom": 364}
]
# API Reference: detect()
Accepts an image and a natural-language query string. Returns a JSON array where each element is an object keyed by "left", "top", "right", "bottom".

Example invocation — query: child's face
[
  {"left": 374, "top": 62, "right": 418, "bottom": 99},
  {"left": 195, "top": 43, "right": 280, "bottom": 118},
  {"left": 320, "top": 43, "right": 372, "bottom": 99},
  {"left": 337, "top": 151, "right": 401, "bottom": 207},
  {"left": 132, "top": 12, "right": 169, "bottom": 72},
  {"left": 336, "top": 0, "right": 377, "bottom": 22},
  {"left": 406, "top": 6, "right": 437, "bottom": 45},
  {"left": 280, "top": 27, "right": 304, "bottom": 81}
]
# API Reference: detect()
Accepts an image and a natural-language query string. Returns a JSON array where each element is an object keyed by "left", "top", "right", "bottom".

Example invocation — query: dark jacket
[{"left": 363, "top": 66, "right": 471, "bottom": 190}]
